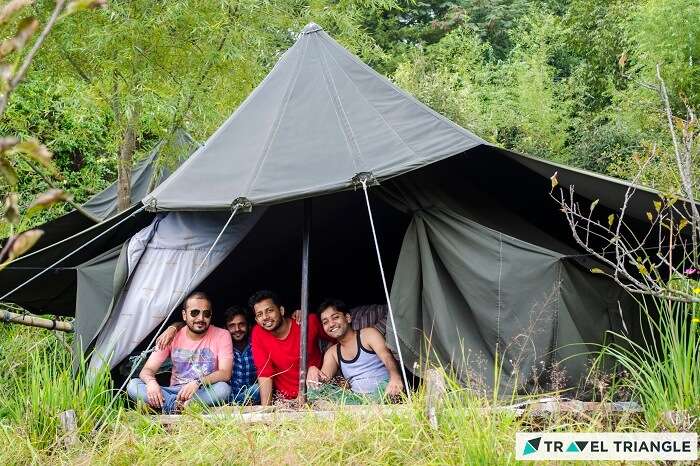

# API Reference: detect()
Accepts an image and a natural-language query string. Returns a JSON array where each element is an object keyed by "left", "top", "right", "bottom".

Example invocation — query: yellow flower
[
  {"left": 693, "top": 318, "right": 700, "bottom": 324},
  {"left": 693, "top": 287, "right": 700, "bottom": 294}
]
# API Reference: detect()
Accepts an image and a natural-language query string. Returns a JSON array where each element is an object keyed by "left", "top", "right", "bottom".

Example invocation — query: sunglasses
[{"left": 188, "top": 309, "right": 212, "bottom": 319}]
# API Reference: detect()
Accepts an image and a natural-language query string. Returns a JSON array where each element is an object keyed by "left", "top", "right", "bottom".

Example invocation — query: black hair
[
  {"left": 318, "top": 298, "right": 349, "bottom": 316},
  {"left": 184, "top": 291, "right": 212, "bottom": 310},
  {"left": 224, "top": 305, "right": 249, "bottom": 324},
  {"left": 248, "top": 290, "right": 282, "bottom": 310}
]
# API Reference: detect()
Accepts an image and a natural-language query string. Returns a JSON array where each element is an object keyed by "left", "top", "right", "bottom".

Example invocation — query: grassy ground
[{"left": 0, "top": 323, "right": 697, "bottom": 465}]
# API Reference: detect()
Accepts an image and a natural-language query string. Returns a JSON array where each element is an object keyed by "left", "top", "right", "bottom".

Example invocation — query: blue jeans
[
  {"left": 229, "top": 383, "right": 260, "bottom": 405},
  {"left": 127, "top": 378, "right": 231, "bottom": 414},
  {"left": 228, "top": 383, "right": 260, "bottom": 405}
]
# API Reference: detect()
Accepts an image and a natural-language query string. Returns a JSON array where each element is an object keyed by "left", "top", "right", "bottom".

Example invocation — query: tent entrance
[{"left": 190, "top": 189, "right": 411, "bottom": 328}]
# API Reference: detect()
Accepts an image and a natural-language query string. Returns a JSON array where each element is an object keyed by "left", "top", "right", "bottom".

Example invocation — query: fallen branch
[{"left": 0, "top": 308, "right": 73, "bottom": 332}]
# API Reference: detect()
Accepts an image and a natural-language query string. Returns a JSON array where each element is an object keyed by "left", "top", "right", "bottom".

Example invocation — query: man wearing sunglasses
[{"left": 126, "top": 291, "right": 233, "bottom": 413}]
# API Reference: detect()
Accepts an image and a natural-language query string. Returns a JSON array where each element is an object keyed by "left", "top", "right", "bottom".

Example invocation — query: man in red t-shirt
[{"left": 249, "top": 290, "right": 331, "bottom": 404}]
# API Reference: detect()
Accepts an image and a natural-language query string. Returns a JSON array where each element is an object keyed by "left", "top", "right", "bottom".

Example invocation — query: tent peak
[{"left": 301, "top": 22, "right": 322, "bottom": 34}]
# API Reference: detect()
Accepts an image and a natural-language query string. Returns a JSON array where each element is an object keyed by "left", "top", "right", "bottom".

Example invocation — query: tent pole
[{"left": 298, "top": 198, "right": 311, "bottom": 404}]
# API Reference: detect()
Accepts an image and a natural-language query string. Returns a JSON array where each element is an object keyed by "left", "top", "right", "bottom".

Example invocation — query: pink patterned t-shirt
[{"left": 149, "top": 325, "right": 233, "bottom": 386}]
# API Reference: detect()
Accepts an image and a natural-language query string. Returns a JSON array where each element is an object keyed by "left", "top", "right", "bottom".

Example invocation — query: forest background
[{"left": 1, "top": 0, "right": 698, "bottom": 234}]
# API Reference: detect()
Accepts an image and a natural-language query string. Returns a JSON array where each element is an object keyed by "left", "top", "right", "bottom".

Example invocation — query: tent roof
[{"left": 144, "top": 23, "right": 487, "bottom": 211}]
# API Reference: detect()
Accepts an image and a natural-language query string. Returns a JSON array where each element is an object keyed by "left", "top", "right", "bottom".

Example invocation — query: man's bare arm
[
  {"left": 139, "top": 354, "right": 163, "bottom": 384},
  {"left": 155, "top": 322, "right": 184, "bottom": 350},
  {"left": 258, "top": 377, "right": 273, "bottom": 405},
  {"left": 201, "top": 356, "right": 232, "bottom": 385},
  {"left": 307, "top": 346, "right": 339, "bottom": 386},
  {"left": 364, "top": 328, "right": 404, "bottom": 394}
]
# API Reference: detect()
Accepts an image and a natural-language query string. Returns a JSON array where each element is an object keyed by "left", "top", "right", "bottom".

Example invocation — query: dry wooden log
[
  {"left": 0, "top": 309, "right": 73, "bottom": 332},
  {"left": 499, "top": 398, "right": 643, "bottom": 417},
  {"left": 424, "top": 368, "right": 447, "bottom": 429},
  {"left": 154, "top": 404, "right": 412, "bottom": 426}
]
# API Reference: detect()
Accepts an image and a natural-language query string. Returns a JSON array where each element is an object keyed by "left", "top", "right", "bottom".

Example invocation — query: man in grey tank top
[{"left": 307, "top": 299, "right": 404, "bottom": 403}]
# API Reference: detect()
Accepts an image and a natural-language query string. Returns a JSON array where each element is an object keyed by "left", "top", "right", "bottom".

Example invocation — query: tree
[
  {"left": 552, "top": 67, "right": 698, "bottom": 303},
  {"left": 1, "top": 0, "right": 105, "bottom": 269}
]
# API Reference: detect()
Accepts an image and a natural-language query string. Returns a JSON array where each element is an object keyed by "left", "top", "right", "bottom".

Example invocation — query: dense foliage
[{"left": 0, "top": 0, "right": 697, "bottom": 230}]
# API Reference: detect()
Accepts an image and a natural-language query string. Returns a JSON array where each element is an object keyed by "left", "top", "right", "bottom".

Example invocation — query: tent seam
[
  {"left": 552, "top": 260, "right": 562, "bottom": 363},
  {"left": 146, "top": 48, "right": 298, "bottom": 208},
  {"left": 316, "top": 35, "right": 365, "bottom": 173},
  {"left": 242, "top": 35, "right": 309, "bottom": 198},
  {"left": 318, "top": 32, "right": 486, "bottom": 144},
  {"left": 497, "top": 232, "right": 503, "bottom": 351},
  {"left": 319, "top": 38, "right": 423, "bottom": 163}
]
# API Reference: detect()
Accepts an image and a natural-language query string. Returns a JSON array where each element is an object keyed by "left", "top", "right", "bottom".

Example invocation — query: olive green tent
[{"left": 3, "top": 24, "right": 664, "bottom": 392}]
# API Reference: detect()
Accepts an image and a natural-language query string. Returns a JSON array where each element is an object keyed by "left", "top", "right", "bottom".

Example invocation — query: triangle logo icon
[
  {"left": 524, "top": 442, "right": 537, "bottom": 455},
  {"left": 566, "top": 442, "right": 580, "bottom": 452},
  {"left": 575, "top": 441, "right": 589, "bottom": 451},
  {"left": 524, "top": 437, "right": 541, "bottom": 455}
]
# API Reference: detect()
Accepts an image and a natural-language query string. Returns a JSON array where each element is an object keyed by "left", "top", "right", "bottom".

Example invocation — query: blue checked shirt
[{"left": 230, "top": 342, "right": 257, "bottom": 394}]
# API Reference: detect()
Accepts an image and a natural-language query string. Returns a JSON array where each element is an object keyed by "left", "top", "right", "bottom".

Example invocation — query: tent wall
[
  {"left": 74, "top": 244, "right": 126, "bottom": 355},
  {"left": 88, "top": 209, "right": 264, "bottom": 373},
  {"left": 387, "top": 177, "right": 637, "bottom": 393}
]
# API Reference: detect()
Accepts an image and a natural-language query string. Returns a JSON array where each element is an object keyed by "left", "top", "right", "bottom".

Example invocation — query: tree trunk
[{"left": 116, "top": 104, "right": 140, "bottom": 212}]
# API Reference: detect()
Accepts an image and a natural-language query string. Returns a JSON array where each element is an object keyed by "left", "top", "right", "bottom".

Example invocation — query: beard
[{"left": 187, "top": 321, "right": 209, "bottom": 334}]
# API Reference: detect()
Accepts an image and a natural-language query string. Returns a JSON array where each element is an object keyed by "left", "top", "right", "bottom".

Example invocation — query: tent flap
[
  {"left": 387, "top": 180, "right": 634, "bottom": 393},
  {"left": 87, "top": 208, "right": 264, "bottom": 372}
]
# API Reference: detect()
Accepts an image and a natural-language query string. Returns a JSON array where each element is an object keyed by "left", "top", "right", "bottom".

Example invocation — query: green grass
[
  {"left": 596, "top": 295, "right": 700, "bottom": 429},
  {"left": 0, "top": 314, "right": 698, "bottom": 465}
]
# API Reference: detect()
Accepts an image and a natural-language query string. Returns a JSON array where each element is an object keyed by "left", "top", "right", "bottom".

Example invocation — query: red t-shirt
[{"left": 251, "top": 314, "right": 331, "bottom": 399}]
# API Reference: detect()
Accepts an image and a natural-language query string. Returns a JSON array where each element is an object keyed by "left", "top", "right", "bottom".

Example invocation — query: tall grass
[
  {"left": 597, "top": 295, "right": 700, "bottom": 428},
  {"left": 0, "top": 326, "right": 118, "bottom": 450}
]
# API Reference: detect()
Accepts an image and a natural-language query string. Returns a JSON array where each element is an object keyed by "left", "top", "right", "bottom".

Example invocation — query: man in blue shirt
[
  {"left": 223, "top": 305, "right": 260, "bottom": 404},
  {"left": 156, "top": 304, "right": 260, "bottom": 405}
]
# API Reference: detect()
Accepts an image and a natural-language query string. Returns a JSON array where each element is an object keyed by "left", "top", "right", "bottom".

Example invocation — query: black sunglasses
[{"left": 188, "top": 308, "right": 212, "bottom": 319}]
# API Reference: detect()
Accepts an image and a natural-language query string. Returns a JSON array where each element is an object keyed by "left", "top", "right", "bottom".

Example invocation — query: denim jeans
[
  {"left": 127, "top": 378, "right": 231, "bottom": 414},
  {"left": 229, "top": 383, "right": 260, "bottom": 405}
]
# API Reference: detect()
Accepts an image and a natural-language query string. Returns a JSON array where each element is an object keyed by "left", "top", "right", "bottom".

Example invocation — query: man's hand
[
  {"left": 145, "top": 380, "right": 164, "bottom": 408},
  {"left": 176, "top": 380, "right": 201, "bottom": 402},
  {"left": 290, "top": 309, "right": 302, "bottom": 324},
  {"left": 385, "top": 377, "right": 404, "bottom": 397},
  {"left": 155, "top": 325, "right": 178, "bottom": 351},
  {"left": 306, "top": 365, "right": 327, "bottom": 388}
]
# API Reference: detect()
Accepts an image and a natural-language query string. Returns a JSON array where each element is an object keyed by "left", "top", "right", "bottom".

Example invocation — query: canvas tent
[{"left": 2, "top": 24, "right": 663, "bottom": 392}]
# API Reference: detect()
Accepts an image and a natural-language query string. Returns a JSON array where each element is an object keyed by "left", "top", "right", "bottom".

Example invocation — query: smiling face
[
  {"left": 226, "top": 313, "right": 249, "bottom": 342},
  {"left": 320, "top": 306, "right": 351, "bottom": 339},
  {"left": 253, "top": 298, "right": 285, "bottom": 333},
  {"left": 182, "top": 297, "right": 212, "bottom": 335}
]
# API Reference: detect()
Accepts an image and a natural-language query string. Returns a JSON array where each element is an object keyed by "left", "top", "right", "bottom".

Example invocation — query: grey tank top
[{"left": 338, "top": 330, "right": 390, "bottom": 394}]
